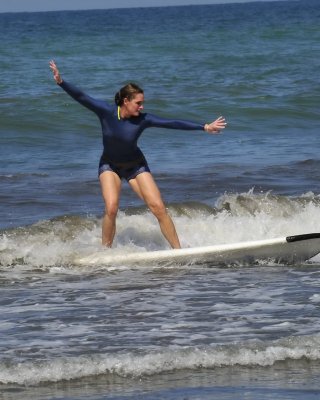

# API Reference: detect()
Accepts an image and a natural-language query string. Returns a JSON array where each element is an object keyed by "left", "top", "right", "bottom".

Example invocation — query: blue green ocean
[{"left": 1, "top": 0, "right": 320, "bottom": 398}]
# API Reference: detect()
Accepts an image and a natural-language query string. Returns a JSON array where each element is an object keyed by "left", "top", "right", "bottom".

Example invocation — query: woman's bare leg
[
  {"left": 99, "top": 171, "right": 122, "bottom": 246},
  {"left": 129, "top": 172, "right": 181, "bottom": 249}
]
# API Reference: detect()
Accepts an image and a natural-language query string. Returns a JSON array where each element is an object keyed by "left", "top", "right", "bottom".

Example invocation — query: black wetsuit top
[{"left": 59, "top": 80, "right": 205, "bottom": 164}]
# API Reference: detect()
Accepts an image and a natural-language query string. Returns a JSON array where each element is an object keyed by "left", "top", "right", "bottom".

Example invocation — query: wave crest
[
  {"left": 1, "top": 190, "right": 320, "bottom": 268},
  {"left": 1, "top": 336, "right": 319, "bottom": 385}
]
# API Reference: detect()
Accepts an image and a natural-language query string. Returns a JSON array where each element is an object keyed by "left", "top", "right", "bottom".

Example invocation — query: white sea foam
[
  {"left": 1, "top": 191, "right": 320, "bottom": 269},
  {"left": 1, "top": 336, "right": 320, "bottom": 385}
]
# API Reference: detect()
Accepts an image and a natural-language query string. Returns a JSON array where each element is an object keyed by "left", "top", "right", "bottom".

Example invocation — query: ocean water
[{"left": 1, "top": 0, "right": 320, "bottom": 398}]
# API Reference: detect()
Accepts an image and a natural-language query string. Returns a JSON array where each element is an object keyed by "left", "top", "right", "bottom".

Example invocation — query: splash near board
[{"left": 73, "top": 233, "right": 320, "bottom": 267}]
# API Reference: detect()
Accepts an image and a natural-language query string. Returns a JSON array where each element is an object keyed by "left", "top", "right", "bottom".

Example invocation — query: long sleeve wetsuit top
[{"left": 59, "top": 81, "right": 205, "bottom": 164}]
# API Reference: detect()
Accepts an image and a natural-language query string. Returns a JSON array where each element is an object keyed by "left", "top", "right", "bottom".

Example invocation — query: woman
[{"left": 49, "top": 60, "right": 227, "bottom": 248}]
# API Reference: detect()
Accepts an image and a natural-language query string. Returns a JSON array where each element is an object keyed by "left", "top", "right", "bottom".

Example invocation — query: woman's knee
[
  {"left": 104, "top": 202, "right": 119, "bottom": 219},
  {"left": 148, "top": 200, "right": 167, "bottom": 219}
]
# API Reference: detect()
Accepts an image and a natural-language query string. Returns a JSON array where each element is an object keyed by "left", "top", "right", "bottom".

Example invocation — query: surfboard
[{"left": 73, "top": 233, "right": 320, "bottom": 267}]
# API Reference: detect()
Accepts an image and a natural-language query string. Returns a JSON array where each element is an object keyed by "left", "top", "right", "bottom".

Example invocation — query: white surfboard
[{"left": 73, "top": 233, "right": 320, "bottom": 267}]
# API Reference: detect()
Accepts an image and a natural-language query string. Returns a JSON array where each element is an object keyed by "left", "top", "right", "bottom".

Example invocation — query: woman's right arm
[{"left": 49, "top": 60, "right": 105, "bottom": 113}]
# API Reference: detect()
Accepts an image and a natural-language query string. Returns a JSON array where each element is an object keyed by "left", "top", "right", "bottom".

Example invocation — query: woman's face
[{"left": 124, "top": 93, "right": 144, "bottom": 117}]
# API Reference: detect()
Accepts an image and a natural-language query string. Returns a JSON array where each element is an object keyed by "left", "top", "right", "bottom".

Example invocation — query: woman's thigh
[
  {"left": 129, "top": 172, "right": 164, "bottom": 207},
  {"left": 99, "top": 170, "right": 122, "bottom": 209}
]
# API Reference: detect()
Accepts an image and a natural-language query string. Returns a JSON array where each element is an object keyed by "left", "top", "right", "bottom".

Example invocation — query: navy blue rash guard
[{"left": 59, "top": 80, "right": 205, "bottom": 164}]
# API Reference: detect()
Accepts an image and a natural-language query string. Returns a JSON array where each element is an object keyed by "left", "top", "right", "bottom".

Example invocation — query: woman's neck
[{"left": 118, "top": 105, "right": 130, "bottom": 119}]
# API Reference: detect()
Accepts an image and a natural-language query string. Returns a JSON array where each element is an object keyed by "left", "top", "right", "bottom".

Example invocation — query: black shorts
[{"left": 98, "top": 157, "right": 151, "bottom": 181}]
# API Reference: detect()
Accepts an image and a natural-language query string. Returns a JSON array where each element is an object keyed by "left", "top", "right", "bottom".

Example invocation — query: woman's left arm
[{"left": 145, "top": 113, "right": 227, "bottom": 133}]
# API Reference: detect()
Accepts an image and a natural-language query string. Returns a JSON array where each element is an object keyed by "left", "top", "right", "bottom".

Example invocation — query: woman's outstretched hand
[
  {"left": 49, "top": 60, "right": 63, "bottom": 84},
  {"left": 204, "top": 116, "right": 227, "bottom": 134}
]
